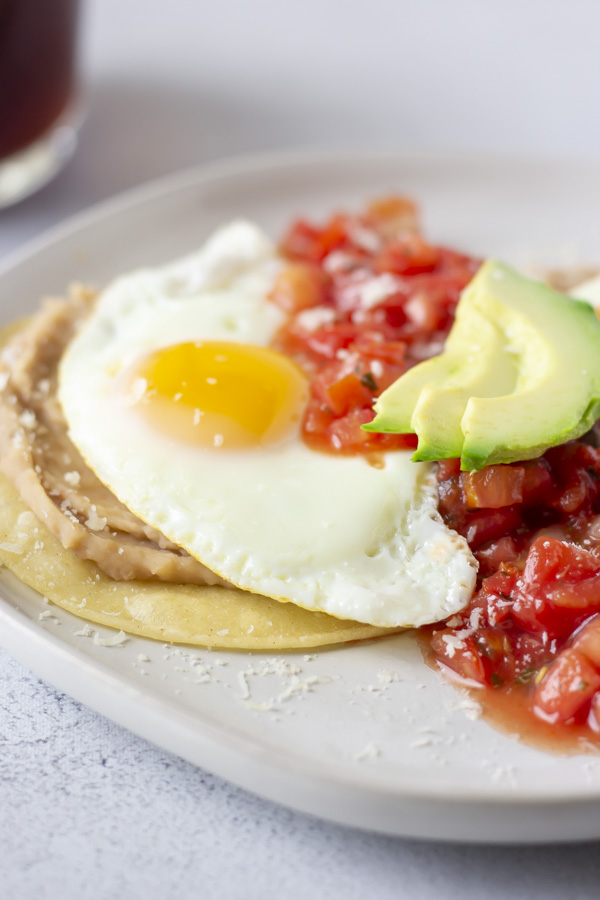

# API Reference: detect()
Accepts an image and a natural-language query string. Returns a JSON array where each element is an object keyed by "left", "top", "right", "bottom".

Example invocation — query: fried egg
[{"left": 58, "top": 221, "right": 476, "bottom": 628}]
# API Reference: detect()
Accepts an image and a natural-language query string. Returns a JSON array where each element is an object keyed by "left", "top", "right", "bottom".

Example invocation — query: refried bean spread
[{"left": 0, "top": 289, "right": 225, "bottom": 585}]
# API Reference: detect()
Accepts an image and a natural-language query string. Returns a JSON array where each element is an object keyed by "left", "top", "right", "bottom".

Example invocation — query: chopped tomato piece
[
  {"left": 437, "top": 458, "right": 461, "bottom": 481},
  {"left": 375, "top": 234, "right": 439, "bottom": 276},
  {"left": 280, "top": 220, "right": 325, "bottom": 263},
  {"left": 461, "top": 465, "right": 525, "bottom": 510},
  {"left": 475, "top": 536, "right": 521, "bottom": 578},
  {"left": 462, "top": 506, "right": 522, "bottom": 549},
  {"left": 476, "top": 564, "right": 519, "bottom": 626},
  {"left": 269, "top": 263, "right": 329, "bottom": 313},
  {"left": 366, "top": 195, "right": 418, "bottom": 239},
  {"left": 508, "top": 539, "right": 600, "bottom": 638},
  {"left": 573, "top": 615, "right": 600, "bottom": 667},
  {"left": 551, "top": 473, "right": 591, "bottom": 514},
  {"left": 550, "top": 575, "right": 600, "bottom": 610},
  {"left": 328, "top": 407, "right": 379, "bottom": 452},
  {"left": 437, "top": 472, "right": 463, "bottom": 523},
  {"left": 323, "top": 407, "right": 417, "bottom": 454},
  {"left": 304, "top": 323, "right": 361, "bottom": 360},
  {"left": 533, "top": 649, "right": 600, "bottom": 724},
  {"left": 318, "top": 215, "right": 351, "bottom": 257},
  {"left": 588, "top": 692, "right": 600, "bottom": 732},
  {"left": 349, "top": 336, "right": 407, "bottom": 368},
  {"left": 402, "top": 290, "right": 444, "bottom": 332},
  {"left": 365, "top": 293, "right": 409, "bottom": 330},
  {"left": 546, "top": 443, "right": 600, "bottom": 514},
  {"left": 323, "top": 372, "right": 373, "bottom": 417},
  {"left": 303, "top": 400, "right": 333, "bottom": 436},
  {"left": 436, "top": 247, "right": 481, "bottom": 277},
  {"left": 521, "top": 459, "right": 553, "bottom": 506},
  {"left": 523, "top": 537, "right": 600, "bottom": 584},
  {"left": 430, "top": 630, "right": 488, "bottom": 684}
]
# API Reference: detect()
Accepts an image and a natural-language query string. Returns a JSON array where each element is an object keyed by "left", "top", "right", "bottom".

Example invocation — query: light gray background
[{"left": 2, "top": 1, "right": 600, "bottom": 897}]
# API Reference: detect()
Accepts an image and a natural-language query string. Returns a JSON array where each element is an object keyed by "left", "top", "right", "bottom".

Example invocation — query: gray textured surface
[
  {"left": 3, "top": 647, "right": 600, "bottom": 900},
  {"left": 4, "top": 1, "right": 600, "bottom": 896},
  {"left": 3, "top": 649, "right": 600, "bottom": 900}
]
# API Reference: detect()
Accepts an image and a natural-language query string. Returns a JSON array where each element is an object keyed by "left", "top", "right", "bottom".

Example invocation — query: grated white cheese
[
  {"left": 237, "top": 671, "right": 250, "bottom": 700},
  {"left": 346, "top": 224, "right": 381, "bottom": 254},
  {"left": 245, "top": 700, "right": 276, "bottom": 712},
  {"left": 0, "top": 540, "right": 27, "bottom": 553},
  {"left": 92, "top": 629, "right": 129, "bottom": 647},
  {"left": 410, "top": 736, "right": 435, "bottom": 749},
  {"left": 323, "top": 251, "right": 357, "bottom": 273},
  {"left": 73, "top": 624, "right": 94, "bottom": 638},
  {"left": 451, "top": 694, "right": 482, "bottom": 722},
  {"left": 357, "top": 273, "right": 402, "bottom": 310},
  {"left": 277, "top": 675, "right": 331, "bottom": 702},
  {"left": 17, "top": 511, "right": 36, "bottom": 528},
  {"left": 295, "top": 306, "right": 336, "bottom": 331},
  {"left": 18, "top": 409, "right": 36, "bottom": 430},
  {"left": 376, "top": 668, "right": 402, "bottom": 684},
  {"left": 354, "top": 742, "right": 381, "bottom": 761},
  {"left": 442, "top": 634, "right": 466, "bottom": 658},
  {"left": 84, "top": 506, "right": 107, "bottom": 531}
]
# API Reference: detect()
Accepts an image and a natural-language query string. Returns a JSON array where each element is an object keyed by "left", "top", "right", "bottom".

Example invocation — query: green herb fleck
[
  {"left": 474, "top": 636, "right": 493, "bottom": 659},
  {"left": 515, "top": 667, "right": 535, "bottom": 685},
  {"left": 360, "top": 372, "right": 378, "bottom": 392},
  {"left": 489, "top": 673, "right": 504, "bottom": 688}
]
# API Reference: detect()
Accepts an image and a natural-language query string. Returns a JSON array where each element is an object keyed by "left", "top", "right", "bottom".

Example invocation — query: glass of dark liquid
[{"left": 0, "top": 0, "right": 82, "bottom": 208}]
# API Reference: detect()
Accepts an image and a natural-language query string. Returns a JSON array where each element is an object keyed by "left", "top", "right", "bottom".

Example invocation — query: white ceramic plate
[{"left": 4, "top": 151, "right": 600, "bottom": 844}]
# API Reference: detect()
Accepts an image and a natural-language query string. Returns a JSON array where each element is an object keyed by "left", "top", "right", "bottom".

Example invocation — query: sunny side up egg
[{"left": 58, "top": 220, "right": 477, "bottom": 628}]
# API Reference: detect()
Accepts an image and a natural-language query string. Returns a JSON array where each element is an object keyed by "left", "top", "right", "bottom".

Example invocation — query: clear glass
[{"left": 0, "top": 0, "right": 82, "bottom": 208}]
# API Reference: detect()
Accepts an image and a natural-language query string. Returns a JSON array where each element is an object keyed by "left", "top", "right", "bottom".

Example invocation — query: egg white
[
  {"left": 58, "top": 221, "right": 477, "bottom": 628},
  {"left": 571, "top": 274, "right": 600, "bottom": 310}
]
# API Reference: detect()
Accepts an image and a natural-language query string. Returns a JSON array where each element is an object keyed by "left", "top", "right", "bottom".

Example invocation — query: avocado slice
[
  {"left": 364, "top": 304, "right": 513, "bottom": 437},
  {"left": 364, "top": 260, "right": 600, "bottom": 470},
  {"left": 460, "top": 262, "right": 600, "bottom": 469},
  {"left": 411, "top": 308, "right": 518, "bottom": 461}
]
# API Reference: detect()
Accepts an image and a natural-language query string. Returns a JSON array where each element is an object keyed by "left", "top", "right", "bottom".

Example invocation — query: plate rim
[
  {"left": 5, "top": 597, "right": 600, "bottom": 846},
  {"left": 3, "top": 144, "right": 599, "bottom": 281}
]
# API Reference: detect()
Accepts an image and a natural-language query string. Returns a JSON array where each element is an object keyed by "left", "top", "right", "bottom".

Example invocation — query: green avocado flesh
[
  {"left": 411, "top": 306, "right": 518, "bottom": 462},
  {"left": 364, "top": 260, "right": 600, "bottom": 470}
]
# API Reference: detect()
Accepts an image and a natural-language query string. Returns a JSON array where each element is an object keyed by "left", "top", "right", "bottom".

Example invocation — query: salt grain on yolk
[{"left": 131, "top": 341, "right": 308, "bottom": 449}]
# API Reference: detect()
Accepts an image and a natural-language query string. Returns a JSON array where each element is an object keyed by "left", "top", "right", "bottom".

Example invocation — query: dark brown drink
[{"left": 0, "top": 0, "right": 80, "bottom": 161}]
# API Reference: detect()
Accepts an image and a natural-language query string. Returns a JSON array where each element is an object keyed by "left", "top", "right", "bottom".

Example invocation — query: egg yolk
[{"left": 129, "top": 341, "right": 309, "bottom": 449}]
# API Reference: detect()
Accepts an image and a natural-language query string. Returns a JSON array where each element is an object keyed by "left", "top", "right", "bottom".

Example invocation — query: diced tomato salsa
[
  {"left": 430, "top": 432, "right": 600, "bottom": 739},
  {"left": 273, "top": 198, "right": 480, "bottom": 454},
  {"left": 274, "top": 198, "right": 600, "bottom": 747}
]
